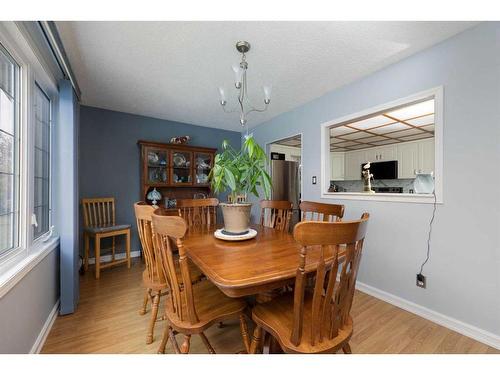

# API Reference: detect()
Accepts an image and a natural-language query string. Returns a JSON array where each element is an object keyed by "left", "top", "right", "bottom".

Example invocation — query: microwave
[{"left": 361, "top": 160, "right": 398, "bottom": 180}]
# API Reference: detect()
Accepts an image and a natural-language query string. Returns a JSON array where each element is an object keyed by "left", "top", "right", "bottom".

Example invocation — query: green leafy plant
[{"left": 209, "top": 136, "right": 272, "bottom": 203}]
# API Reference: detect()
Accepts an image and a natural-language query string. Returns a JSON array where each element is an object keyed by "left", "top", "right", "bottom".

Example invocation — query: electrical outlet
[
  {"left": 312, "top": 176, "right": 317, "bottom": 185},
  {"left": 416, "top": 273, "right": 426, "bottom": 288}
]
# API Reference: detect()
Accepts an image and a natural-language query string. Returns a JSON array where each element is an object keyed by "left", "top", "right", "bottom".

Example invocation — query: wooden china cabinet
[{"left": 138, "top": 140, "right": 217, "bottom": 206}]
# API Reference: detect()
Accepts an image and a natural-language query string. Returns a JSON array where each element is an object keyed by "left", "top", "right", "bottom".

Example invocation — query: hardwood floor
[{"left": 42, "top": 259, "right": 498, "bottom": 354}]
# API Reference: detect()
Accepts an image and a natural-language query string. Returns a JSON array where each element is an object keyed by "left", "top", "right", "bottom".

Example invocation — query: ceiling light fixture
[{"left": 218, "top": 41, "right": 271, "bottom": 127}]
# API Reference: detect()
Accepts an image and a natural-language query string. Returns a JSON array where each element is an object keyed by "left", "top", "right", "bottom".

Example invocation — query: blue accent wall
[{"left": 79, "top": 106, "right": 241, "bottom": 254}]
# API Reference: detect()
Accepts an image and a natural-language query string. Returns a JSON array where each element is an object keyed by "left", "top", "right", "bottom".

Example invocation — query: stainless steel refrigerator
[{"left": 270, "top": 160, "right": 301, "bottom": 227}]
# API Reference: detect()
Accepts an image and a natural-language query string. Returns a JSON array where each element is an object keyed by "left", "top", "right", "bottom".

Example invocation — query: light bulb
[
  {"left": 232, "top": 64, "right": 243, "bottom": 88},
  {"left": 263, "top": 85, "right": 272, "bottom": 103},
  {"left": 218, "top": 87, "right": 226, "bottom": 104}
]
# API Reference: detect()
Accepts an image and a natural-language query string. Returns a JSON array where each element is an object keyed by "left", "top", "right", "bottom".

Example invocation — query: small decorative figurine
[
  {"left": 170, "top": 135, "right": 190, "bottom": 145},
  {"left": 362, "top": 163, "right": 375, "bottom": 194}
]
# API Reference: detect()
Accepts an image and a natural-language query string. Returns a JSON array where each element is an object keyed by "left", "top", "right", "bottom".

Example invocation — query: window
[
  {"left": 0, "top": 44, "right": 20, "bottom": 255},
  {"left": 321, "top": 87, "right": 443, "bottom": 203},
  {"left": 33, "top": 83, "right": 51, "bottom": 239}
]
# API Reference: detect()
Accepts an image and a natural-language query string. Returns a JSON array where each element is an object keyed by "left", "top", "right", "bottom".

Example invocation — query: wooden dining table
[{"left": 182, "top": 223, "right": 346, "bottom": 353}]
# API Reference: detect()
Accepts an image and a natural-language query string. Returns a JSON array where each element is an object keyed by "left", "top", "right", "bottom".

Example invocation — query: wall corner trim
[
  {"left": 30, "top": 299, "right": 59, "bottom": 354},
  {"left": 355, "top": 281, "right": 500, "bottom": 350}
]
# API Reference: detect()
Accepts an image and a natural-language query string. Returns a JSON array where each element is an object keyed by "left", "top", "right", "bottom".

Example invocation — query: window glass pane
[
  {"left": 33, "top": 84, "right": 51, "bottom": 240},
  {"left": 0, "top": 50, "right": 14, "bottom": 97},
  {"left": 0, "top": 45, "right": 18, "bottom": 255}
]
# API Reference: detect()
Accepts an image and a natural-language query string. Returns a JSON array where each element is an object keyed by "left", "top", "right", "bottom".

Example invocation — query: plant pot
[{"left": 219, "top": 202, "right": 252, "bottom": 235}]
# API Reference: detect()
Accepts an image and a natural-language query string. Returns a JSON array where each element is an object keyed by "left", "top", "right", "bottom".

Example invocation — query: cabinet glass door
[
  {"left": 146, "top": 148, "right": 168, "bottom": 184},
  {"left": 171, "top": 150, "right": 192, "bottom": 184},
  {"left": 194, "top": 152, "right": 213, "bottom": 185}
]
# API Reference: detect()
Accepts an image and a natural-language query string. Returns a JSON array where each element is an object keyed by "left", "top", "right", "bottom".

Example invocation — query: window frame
[
  {"left": 32, "top": 81, "right": 52, "bottom": 242},
  {"left": 0, "top": 22, "right": 58, "bottom": 277},
  {"left": 320, "top": 86, "right": 443, "bottom": 204},
  {"left": 0, "top": 42, "right": 21, "bottom": 258}
]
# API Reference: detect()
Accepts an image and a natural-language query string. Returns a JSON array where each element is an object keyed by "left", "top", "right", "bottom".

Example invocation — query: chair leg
[
  {"left": 111, "top": 236, "right": 116, "bottom": 262},
  {"left": 95, "top": 234, "right": 101, "bottom": 279},
  {"left": 239, "top": 314, "right": 250, "bottom": 353},
  {"left": 169, "top": 327, "right": 180, "bottom": 354},
  {"left": 180, "top": 334, "right": 191, "bottom": 354},
  {"left": 199, "top": 332, "right": 216, "bottom": 354},
  {"left": 84, "top": 232, "right": 89, "bottom": 272},
  {"left": 146, "top": 293, "right": 160, "bottom": 344},
  {"left": 342, "top": 343, "right": 352, "bottom": 354},
  {"left": 157, "top": 325, "right": 171, "bottom": 354},
  {"left": 249, "top": 326, "right": 263, "bottom": 354},
  {"left": 139, "top": 288, "right": 150, "bottom": 315},
  {"left": 125, "top": 230, "right": 131, "bottom": 269}
]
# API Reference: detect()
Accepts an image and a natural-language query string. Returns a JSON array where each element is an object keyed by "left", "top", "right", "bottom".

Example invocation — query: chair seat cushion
[
  {"left": 252, "top": 292, "right": 353, "bottom": 354},
  {"left": 165, "top": 279, "right": 246, "bottom": 332},
  {"left": 84, "top": 224, "right": 131, "bottom": 234}
]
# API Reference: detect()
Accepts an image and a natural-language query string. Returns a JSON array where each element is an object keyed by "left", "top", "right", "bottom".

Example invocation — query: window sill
[
  {"left": 0, "top": 236, "right": 59, "bottom": 299},
  {"left": 321, "top": 192, "right": 442, "bottom": 204}
]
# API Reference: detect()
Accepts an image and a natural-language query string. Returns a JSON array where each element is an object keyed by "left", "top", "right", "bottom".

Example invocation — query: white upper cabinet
[
  {"left": 330, "top": 152, "right": 345, "bottom": 180},
  {"left": 341, "top": 139, "right": 434, "bottom": 180},
  {"left": 344, "top": 150, "right": 365, "bottom": 180},
  {"left": 397, "top": 141, "right": 419, "bottom": 178},
  {"left": 363, "top": 144, "right": 397, "bottom": 163},
  {"left": 417, "top": 138, "right": 435, "bottom": 174}
]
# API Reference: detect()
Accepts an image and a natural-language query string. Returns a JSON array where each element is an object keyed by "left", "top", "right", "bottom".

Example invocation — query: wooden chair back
[
  {"left": 176, "top": 198, "right": 219, "bottom": 230},
  {"left": 259, "top": 200, "right": 293, "bottom": 232},
  {"left": 290, "top": 213, "right": 369, "bottom": 347},
  {"left": 82, "top": 197, "right": 116, "bottom": 227},
  {"left": 299, "top": 201, "right": 344, "bottom": 222},
  {"left": 151, "top": 212, "right": 198, "bottom": 324},
  {"left": 134, "top": 202, "right": 163, "bottom": 285}
]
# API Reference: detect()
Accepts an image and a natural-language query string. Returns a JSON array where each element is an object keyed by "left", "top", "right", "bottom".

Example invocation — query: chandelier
[{"left": 218, "top": 41, "right": 272, "bottom": 127}]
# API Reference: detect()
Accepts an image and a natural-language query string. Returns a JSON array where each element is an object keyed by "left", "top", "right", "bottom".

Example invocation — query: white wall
[{"left": 250, "top": 23, "right": 500, "bottom": 343}]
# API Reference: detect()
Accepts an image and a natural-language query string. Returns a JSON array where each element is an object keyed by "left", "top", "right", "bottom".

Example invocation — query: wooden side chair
[
  {"left": 82, "top": 197, "right": 131, "bottom": 279},
  {"left": 151, "top": 213, "right": 248, "bottom": 354},
  {"left": 134, "top": 202, "right": 204, "bottom": 345},
  {"left": 176, "top": 198, "right": 219, "bottom": 230},
  {"left": 259, "top": 200, "right": 293, "bottom": 232},
  {"left": 251, "top": 213, "right": 370, "bottom": 354},
  {"left": 300, "top": 201, "right": 345, "bottom": 222}
]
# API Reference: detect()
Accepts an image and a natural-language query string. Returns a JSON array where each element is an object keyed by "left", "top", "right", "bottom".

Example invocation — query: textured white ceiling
[{"left": 56, "top": 21, "right": 476, "bottom": 132}]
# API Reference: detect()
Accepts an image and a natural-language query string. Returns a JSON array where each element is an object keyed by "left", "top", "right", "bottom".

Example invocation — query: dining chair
[
  {"left": 259, "top": 200, "right": 293, "bottom": 232},
  {"left": 82, "top": 197, "right": 131, "bottom": 279},
  {"left": 177, "top": 198, "right": 219, "bottom": 230},
  {"left": 151, "top": 212, "right": 248, "bottom": 354},
  {"left": 134, "top": 202, "right": 204, "bottom": 345},
  {"left": 251, "top": 213, "right": 370, "bottom": 354},
  {"left": 299, "top": 201, "right": 345, "bottom": 222}
]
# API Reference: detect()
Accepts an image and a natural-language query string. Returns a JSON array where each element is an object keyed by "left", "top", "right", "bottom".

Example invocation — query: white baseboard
[
  {"left": 87, "top": 250, "right": 141, "bottom": 265},
  {"left": 355, "top": 281, "right": 500, "bottom": 350},
  {"left": 30, "top": 299, "right": 59, "bottom": 354}
]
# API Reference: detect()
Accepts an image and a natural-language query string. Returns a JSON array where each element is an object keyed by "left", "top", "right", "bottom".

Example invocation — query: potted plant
[{"left": 209, "top": 136, "right": 272, "bottom": 235}]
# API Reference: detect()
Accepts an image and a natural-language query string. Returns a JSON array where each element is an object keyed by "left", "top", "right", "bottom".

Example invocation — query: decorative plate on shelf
[{"left": 173, "top": 154, "right": 187, "bottom": 167}]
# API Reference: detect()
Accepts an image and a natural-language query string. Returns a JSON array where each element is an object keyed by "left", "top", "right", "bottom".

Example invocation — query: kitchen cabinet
[
  {"left": 344, "top": 150, "right": 365, "bottom": 180},
  {"left": 397, "top": 141, "right": 419, "bottom": 178},
  {"left": 341, "top": 139, "right": 434, "bottom": 181},
  {"left": 330, "top": 152, "right": 345, "bottom": 180},
  {"left": 417, "top": 138, "right": 435, "bottom": 174},
  {"left": 365, "top": 144, "right": 397, "bottom": 162}
]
